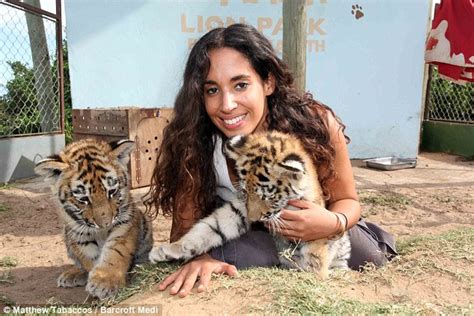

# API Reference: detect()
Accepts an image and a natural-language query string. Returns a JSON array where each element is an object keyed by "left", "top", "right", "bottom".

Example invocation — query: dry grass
[
  {"left": 95, "top": 227, "right": 473, "bottom": 314},
  {"left": 0, "top": 203, "right": 8, "bottom": 213},
  {"left": 96, "top": 263, "right": 179, "bottom": 307},
  {"left": 358, "top": 189, "right": 412, "bottom": 216},
  {"left": 0, "top": 294, "right": 15, "bottom": 307},
  {"left": 0, "top": 257, "right": 18, "bottom": 308},
  {"left": 0, "top": 183, "right": 13, "bottom": 190},
  {"left": 224, "top": 268, "right": 419, "bottom": 314},
  {"left": 19, "top": 228, "right": 470, "bottom": 313},
  {"left": 0, "top": 257, "right": 18, "bottom": 287},
  {"left": 0, "top": 271, "right": 15, "bottom": 285},
  {"left": 0, "top": 257, "right": 18, "bottom": 268},
  {"left": 334, "top": 227, "right": 473, "bottom": 314}
]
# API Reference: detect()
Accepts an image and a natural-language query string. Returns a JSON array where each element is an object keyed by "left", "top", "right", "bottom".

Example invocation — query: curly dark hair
[{"left": 144, "top": 23, "right": 349, "bottom": 221}]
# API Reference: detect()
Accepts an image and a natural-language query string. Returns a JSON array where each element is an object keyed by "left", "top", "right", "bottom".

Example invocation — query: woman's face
[{"left": 204, "top": 47, "right": 275, "bottom": 138}]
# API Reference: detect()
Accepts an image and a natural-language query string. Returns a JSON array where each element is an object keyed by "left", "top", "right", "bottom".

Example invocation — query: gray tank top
[{"left": 213, "top": 136, "right": 237, "bottom": 202}]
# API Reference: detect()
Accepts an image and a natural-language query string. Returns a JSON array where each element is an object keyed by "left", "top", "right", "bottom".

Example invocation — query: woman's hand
[
  {"left": 269, "top": 199, "right": 338, "bottom": 241},
  {"left": 158, "top": 253, "right": 238, "bottom": 298}
]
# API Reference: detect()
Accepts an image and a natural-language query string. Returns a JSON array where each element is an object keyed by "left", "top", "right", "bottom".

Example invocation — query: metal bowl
[{"left": 363, "top": 157, "right": 417, "bottom": 171}]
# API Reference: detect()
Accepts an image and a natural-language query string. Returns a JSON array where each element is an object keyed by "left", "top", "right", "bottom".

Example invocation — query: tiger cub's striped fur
[
  {"left": 150, "top": 131, "right": 350, "bottom": 278},
  {"left": 35, "top": 139, "right": 153, "bottom": 299}
]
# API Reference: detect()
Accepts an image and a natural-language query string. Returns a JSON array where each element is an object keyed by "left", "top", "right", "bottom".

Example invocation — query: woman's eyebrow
[
  {"left": 230, "top": 74, "right": 251, "bottom": 82},
  {"left": 204, "top": 74, "right": 251, "bottom": 85},
  {"left": 204, "top": 79, "right": 217, "bottom": 85}
]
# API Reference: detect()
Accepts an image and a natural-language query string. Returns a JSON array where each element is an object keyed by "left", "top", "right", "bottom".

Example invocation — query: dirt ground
[{"left": 0, "top": 152, "right": 472, "bottom": 314}]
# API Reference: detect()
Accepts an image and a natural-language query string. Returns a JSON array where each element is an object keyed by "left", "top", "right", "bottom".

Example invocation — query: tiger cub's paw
[
  {"left": 317, "top": 268, "right": 329, "bottom": 280},
  {"left": 57, "top": 266, "right": 88, "bottom": 287},
  {"left": 86, "top": 267, "right": 126, "bottom": 300},
  {"left": 308, "top": 259, "right": 329, "bottom": 279},
  {"left": 149, "top": 243, "right": 190, "bottom": 263}
]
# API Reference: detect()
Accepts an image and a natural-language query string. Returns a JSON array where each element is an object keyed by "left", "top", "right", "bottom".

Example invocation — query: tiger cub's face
[
  {"left": 225, "top": 131, "right": 316, "bottom": 222},
  {"left": 35, "top": 139, "right": 134, "bottom": 230}
]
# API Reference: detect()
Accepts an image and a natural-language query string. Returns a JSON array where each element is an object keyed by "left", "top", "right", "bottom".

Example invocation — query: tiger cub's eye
[
  {"left": 72, "top": 185, "right": 86, "bottom": 196},
  {"left": 78, "top": 196, "right": 90, "bottom": 204},
  {"left": 108, "top": 187, "right": 118, "bottom": 198}
]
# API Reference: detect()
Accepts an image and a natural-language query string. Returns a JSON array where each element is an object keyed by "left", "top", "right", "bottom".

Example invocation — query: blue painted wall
[{"left": 65, "top": 0, "right": 430, "bottom": 158}]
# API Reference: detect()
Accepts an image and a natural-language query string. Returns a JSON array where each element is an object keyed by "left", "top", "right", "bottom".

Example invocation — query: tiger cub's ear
[
  {"left": 35, "top": 155, "right": 68, "bottom": 179},
  {"left": 110, "top": 139, "right": 135, "bottom": 166},
  {"left": 225, "top": 135, "right": 247, "bottom": 160},
  {"left": 276, "top": 154, "right": 306, "bottom": 176}
]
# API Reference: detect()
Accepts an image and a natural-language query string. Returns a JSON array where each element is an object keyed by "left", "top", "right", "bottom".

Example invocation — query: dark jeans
[{"left": 209, "top": 219, "right": 397, "bottom": 271}]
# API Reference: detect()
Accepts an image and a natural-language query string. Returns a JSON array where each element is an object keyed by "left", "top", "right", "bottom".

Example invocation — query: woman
[{"left": 145, "top": 23, "right": 396, "bottom": 298}]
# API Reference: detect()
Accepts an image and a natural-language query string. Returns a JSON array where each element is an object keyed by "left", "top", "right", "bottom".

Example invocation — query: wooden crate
[{"left": 72, "top": 107, "right": 173, "bottom": 188}]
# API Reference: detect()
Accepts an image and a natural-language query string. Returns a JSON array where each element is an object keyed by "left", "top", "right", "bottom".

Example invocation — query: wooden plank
[
  {"left": 72, "top": 109, "right": 128, "bottom": 136},
  {"left": 283, "top": 0, "right": 307, "bottom": 92},
  {"left": 133, "top": 116, "right": 170, "bottom": 188},
  {"left": 71, "top": 108, "right": 173, "bottom": 188}
]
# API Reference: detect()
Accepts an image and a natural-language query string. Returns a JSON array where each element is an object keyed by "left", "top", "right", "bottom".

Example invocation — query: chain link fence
[
  {"left": 0, "top": 1, "right": 62, "bottom": 137},
  {"left": 426, "top": 67, "right": 474, "bottom": 124}
]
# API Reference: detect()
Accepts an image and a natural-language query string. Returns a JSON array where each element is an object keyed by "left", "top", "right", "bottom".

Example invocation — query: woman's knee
[{"left": 347, "top": 220, "right": 396, "bottom": 271}]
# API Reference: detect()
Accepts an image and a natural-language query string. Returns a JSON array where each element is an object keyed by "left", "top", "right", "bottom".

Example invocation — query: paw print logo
[{"left": 351, "top": 4, "right": 364, "bottom": 20}]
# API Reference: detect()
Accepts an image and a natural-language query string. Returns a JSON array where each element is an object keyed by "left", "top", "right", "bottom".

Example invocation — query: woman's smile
[{"left": 221, "top": 113, "right": 247, "bottom": 129}]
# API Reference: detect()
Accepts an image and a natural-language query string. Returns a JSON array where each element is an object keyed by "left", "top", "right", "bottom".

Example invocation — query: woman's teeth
[{"left": 224, "top": 114, "right": 245, "bottom": 125}]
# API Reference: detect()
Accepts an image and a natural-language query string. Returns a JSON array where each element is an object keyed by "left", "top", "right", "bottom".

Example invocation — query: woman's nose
[{"left": 221, "top": 91, "right": 237, "bottom": 112}]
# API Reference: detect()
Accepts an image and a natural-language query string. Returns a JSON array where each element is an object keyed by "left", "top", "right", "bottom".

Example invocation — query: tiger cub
[
  {"left": 35, "top": 139, "right": 153, "bottom": 299},
  {"left": 149, "top": 131, "right": 350, "bottom": 278}
]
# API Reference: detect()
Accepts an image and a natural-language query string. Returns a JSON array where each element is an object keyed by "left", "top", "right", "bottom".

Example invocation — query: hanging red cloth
[{"left": 425, "top": 0, "right": 474, "bottom": 84}]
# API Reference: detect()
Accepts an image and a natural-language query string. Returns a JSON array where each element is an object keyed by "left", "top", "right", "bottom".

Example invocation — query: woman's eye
[
  {"left": 206, "top": 87, "right": 218, "bottom": 95},
  {"left": 235, "top": 82, "right": 248, "bottom": 90}
]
